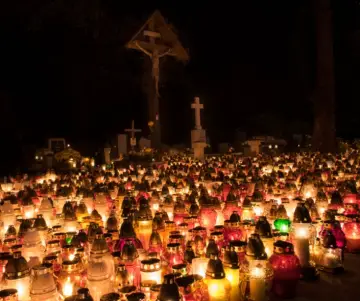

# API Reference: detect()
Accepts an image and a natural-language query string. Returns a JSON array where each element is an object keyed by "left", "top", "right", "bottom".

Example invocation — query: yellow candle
[
  {"left": 224, "top": 267, "right": 240, "bottom": 301},
  {"left": 205, "top": 278, "right": 231, "bottom": 301}
]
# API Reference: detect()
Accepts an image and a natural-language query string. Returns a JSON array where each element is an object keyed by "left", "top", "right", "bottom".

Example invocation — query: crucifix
[
  {"left": 125, "top": 120, "right": 141, "bottom": 150},
  {"left": 190, "top": 96, "right": 207, "bottom": 161},
  {"left": 126, "top": 10, "right": 189, "bottom": 149},
  {"left": 191, "top": 97, "right": 204, "bottom": 130}
]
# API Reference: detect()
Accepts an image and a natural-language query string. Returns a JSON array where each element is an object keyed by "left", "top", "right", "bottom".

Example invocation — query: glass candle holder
[
  {"left": 290, "top": 223, "right": 317, "bottom": 280},
  {"left": 223, "top": 247, "right": 240, "bottom": 301},
  {"left": 114, "top": 264, "right": 131, "bottom": 292},
  {"left": 162, "top": 243, "right": 184, "bottom": 275},
  {"left": 204, "top": 254, "right": 231, "bottom": 301},
  {"left": 192, "top": 256, "right": 209, "bottom": 279},
  {"left": 269, "top": 241, "right": 300, "bottom": 298},
  {"left": 30, "top": 264, "right": 59, "bottom": 301},
  {"left": 140, "top": 258, "right": 162, "bottom": 285},
  {"left": 58, "top": 259, "right": 85, "bottom": 299},
  {"left": 87, "top": 257, "right": 113, "bottom": 301},
  {"left": 199, "top": 206, "right": 217, "bottom": 231},
  {"left": 273, "top": 219, "right": 291, "bottom": 233},
  {"left": 247, "top": 259, "right": 273, "bottom": 301},
  {"left": 343, "top": 221, "right": 360, "bottom": 252},
  {"left": 4, "top": 252, "right": 31, "bottom": 301}
]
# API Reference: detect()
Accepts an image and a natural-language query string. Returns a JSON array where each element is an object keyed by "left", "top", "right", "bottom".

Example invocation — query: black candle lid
[{"left": 206, "top": 254, "right": 225, "bottom": 279}]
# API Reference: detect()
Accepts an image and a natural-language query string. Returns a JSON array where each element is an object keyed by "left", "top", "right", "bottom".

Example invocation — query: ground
[{"left": 273, "top": 253, "right": 360, "bottom": 301}]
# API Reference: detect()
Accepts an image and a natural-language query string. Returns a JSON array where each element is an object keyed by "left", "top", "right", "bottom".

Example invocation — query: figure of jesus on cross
[{"left": 125, "top": 120, "right": 141, "bottom": 150}]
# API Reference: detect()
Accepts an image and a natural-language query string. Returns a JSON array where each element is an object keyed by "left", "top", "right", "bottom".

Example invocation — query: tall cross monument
[
  {"left": 126, "top": 10, "right": 189, "bottom": 149},
  {"left": 125, "top": 120, "right": 142, "bottom": 151},
  {"left": 191, "top": 97, "right": 206, "bottom": 160}
]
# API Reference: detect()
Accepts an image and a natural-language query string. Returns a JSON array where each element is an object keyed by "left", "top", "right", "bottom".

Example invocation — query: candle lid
[
  {"left": 77, "top": 288, "right": 94, "bottom": 301},
  {"left": 62, "top": 258, "right": 81, "bottom": 272},
  {"left": 166, "top": 243, "right": 181, "bottom": 252},
  {"left": 175, "top": 275, "right": 196, "bottom": 294},
  {"left": 322, "top": 230, "right": 337, "bottom": 248},
  {"left": 119, "top": 286, "right": 136, "bottom": 294},
  {"left": 140, "top": 258, "right": 161, "bottom": 272},
  {"left": 126, "top": 292, "right": 146, "bottom": 301},
  {"left": 229, "top": 211, "right": 241, "bottom": 223},
  {"left": 206, "top": 254, "right": 225, "bottom": 279},
  {"left": 0, "top": 289, "right": 18, "bottom": 298},
  {"left": 293, "top": 203, "right": 312, "bottom": 223},
  {"left": 172, "top": 263, "right": 187, "bottom": 274},
  {"left": 205, "top": 239, "right": 219, "bottom": 258},
  {"left": 3, "top": 238, "right": 16, "bottom": 246},
  {"left": 273, "top": 241, "right": 294, "bottom": 254},
  {"left": 223, "top": 247, "right": 239, "bottom": 269},
  {"left": 121, "top": 240, "right": 139, "bottom": 261},
  {"left": 229, "top": 240, "right": 247, "bottom": 253},
  {"left": 100, "top": 292, "right": 121, "bottom": 301},
  {"left": 5, "top": 251, "right": 30, "bottom": 279},
  {"left": 5, "top": 226, "right": 17, "bottom": 237},
  {"left": 158, "top": 274, "right": 181, "bottom": 301}
]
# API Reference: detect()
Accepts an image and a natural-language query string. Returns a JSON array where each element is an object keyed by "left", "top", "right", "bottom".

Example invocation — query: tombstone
[
  {"left": 191, "top": 97, "right": 207, "bottom": 160},
  {"left": 117, "top": 134, "right": 128, "bottom": 157},
  {"left": 104, "top": 145, "right": 111, "bottom": 165},
  {"left": 246, "top": 140, "right": 262, "bottom": 155},
  {"left": 139, "top": 137, "right": 151, "bottom": 149}
]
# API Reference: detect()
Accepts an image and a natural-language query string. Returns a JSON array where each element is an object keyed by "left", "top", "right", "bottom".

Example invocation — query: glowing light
[
  {"left": 250, "top": 267, "right": 265, "bottom": 278},
  {"left": 295, "top": 228, "right": 308, "bottom": 238},
  {"left": 253, "top": 207, "right": 263, "bottom": 216},
  {"left": 63, "top": 277, "right": 73, "bottom": 297}
]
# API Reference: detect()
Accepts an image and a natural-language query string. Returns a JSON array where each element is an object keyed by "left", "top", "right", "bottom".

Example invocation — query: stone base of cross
[{"left": 191, "top": 129, "right": 206, "bottom": 160}]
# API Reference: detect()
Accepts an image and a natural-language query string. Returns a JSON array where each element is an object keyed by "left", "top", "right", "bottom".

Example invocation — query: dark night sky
[{"left": 1, "top": 0, "right": 360, "bottom": 172}]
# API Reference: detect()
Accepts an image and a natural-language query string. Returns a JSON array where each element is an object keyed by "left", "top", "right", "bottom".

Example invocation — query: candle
[
  {"left": 293, "top": 237, "right": 310, "bottom": 266},
  {"left": 192, "top": 257, "right": 209, "bottom": 278},
  {"left": 63, "top": 276, "right": 73, "bottom": 297},
  {"left": 249, "top": 268, "right": 266, "bottom": 301}
]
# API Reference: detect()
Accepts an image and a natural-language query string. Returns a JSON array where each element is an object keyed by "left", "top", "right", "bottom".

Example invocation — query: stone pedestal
[{"left": 191, "top": 129, "right": 206, "bottom": 160}]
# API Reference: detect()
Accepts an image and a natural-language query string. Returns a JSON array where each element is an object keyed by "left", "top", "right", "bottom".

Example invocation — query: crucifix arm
[
  {"left": 135, "top": 41, "right": 152, "bottom": 57},
  {"left": 158, "top": 48, "right": 173, "bottom": 58}
]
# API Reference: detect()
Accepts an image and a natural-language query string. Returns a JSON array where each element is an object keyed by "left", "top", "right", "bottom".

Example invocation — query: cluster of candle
[{"left": 0, "top": 151, "right": 359, "bottom": 301}]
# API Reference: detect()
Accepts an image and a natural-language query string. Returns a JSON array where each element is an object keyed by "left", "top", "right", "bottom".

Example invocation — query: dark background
[{"left": 1, "top": 0, "right": 360, "bottom": 174}]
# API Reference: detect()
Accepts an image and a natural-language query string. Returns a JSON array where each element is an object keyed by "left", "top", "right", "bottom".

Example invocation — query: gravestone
[
  {"left": 139, "top": 137, "right": 151, "bottom": 149},
  {"left": 117, "top": 134, "right": 128, "bottom": 156},
  {"left": 104, "top": 145, "right": 111, "bottom": 164}
]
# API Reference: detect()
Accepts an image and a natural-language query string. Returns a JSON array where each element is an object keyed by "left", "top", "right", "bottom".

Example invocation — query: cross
[
  {"left": 191, "top": 97, "right": 204, "bottom": 130},
  {"left": 125, "top": 120, "right": 141, "bottom": 148}
]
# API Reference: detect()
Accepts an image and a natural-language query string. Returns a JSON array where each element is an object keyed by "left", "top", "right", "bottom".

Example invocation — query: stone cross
[
  {"left": 125, "top": 120, "right": 141, "bottom": 147},
  {"left": 191, "top": 97, "right": 204, "bottom": 130}
]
